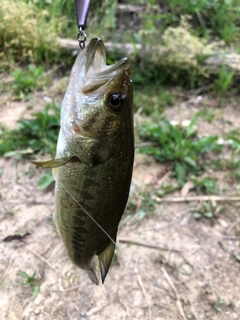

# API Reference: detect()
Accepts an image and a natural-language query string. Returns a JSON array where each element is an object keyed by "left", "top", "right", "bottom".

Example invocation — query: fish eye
[{"left": 108, "top": 92, "right": 124, "bottom": 112}]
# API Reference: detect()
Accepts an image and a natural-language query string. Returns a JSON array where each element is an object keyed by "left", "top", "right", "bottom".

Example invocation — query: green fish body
[{"left": 45, "top": 38, "right": 134, "bottom": 284}]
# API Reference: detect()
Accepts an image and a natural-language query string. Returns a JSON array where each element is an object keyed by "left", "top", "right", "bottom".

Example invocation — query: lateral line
[{"left": 60, "top": 182, "right": 117, "bottom": 247}]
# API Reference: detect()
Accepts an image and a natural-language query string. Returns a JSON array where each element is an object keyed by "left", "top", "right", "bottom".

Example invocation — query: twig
[
  {"left": 134, "top": 261, "right": 152, "bottom": 320},
  {"left": 57, "top": 38, "right": 141, "bottom": 55},
  {"left": 27, "top": 247, "right": 56, "bottom": 270},
  {"left": 134, "top": 198, "right": 142, "bottom": 215},
  {"left": 223, "top": 235, "right": 240, "bottom": 240},
  {"left": 226, "top": 217, "right": 240, "bottom": 234},
  {"left": 119, "top": 238, "right": 179, "bottom": 253},
  {"left": 45, "top": 64, "right": 64, "bottom": 77},
  {"left": 135, "top": 142, "right": 159, "bottom": 148},
  {"left": 153, "top": 195, "right": 240, "bottom": 203},
  {"left": 56, "top": 38, "right": 240, "bottom": 76},
  {"left": 58, "top": 284, "right": 81, "bottom": 292},
  {"left": 118, "top": 4, "right": 145, "bottom": 13},
  {"left": 85, "top": 301, "right": 113, "bottom": 317},
  {"left": 161, "top": 267, "right": 187, "bottom": 320},
  {"left": 9, "top": 199, "right": 54, "bottom": 205},
  {"left": 189, "top": 300, "right": 199, "bottom": 320},
  {"left": 157, "top": 170, "right": 172, "bottom": 187},
  {"left": 119, "top": 299, "right": 131, "bottom": 319},
  {"left": 41, "top": 312, "right": 52, "bottom": 320}
]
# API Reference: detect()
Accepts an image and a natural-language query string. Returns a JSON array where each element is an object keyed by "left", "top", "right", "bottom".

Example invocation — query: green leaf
[
  {"left": 175, "top": 162, "right": 186, "bottom": 185},
  {"left": 234, "top": 253, "right": 240, "bottom": 263},
  {"left": 186, "top": 111, "right": 202, "bottom": 137},
  {"left": 18, "top": 270, "right": 29, "bottom": 279},
  {"left": 32, "top": 285, "right": 40, "bottom": 297},
  {"left": 193, "top": 212, "right": 202, "bottom": 220},
  {"left": 37, "top": 172, "right": 54, "bottom": 189},
  {"left": 203, "top": 211, "right": 213, "bottom": 219},
  {"left": 0, "top": 102, "right": 60, "bottom": 158},
  {"left": 184, "top": 156, "right": 197, "bottom": 167}
]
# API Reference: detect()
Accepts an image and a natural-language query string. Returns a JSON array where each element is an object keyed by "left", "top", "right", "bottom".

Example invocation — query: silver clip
[{"left": 77, "top": 27, "right": 87, "bottom": 49}]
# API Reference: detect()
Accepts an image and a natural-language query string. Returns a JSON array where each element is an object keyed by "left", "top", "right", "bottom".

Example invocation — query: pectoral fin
[
  {"left": 32, "top": 156, "right": 75, "bottom": 168},
  {"left": 52, "top": 167, "right": 58, "bottom": 180},
  {"left": 98, "top": 235, "right": 116, "bottom": 284}
]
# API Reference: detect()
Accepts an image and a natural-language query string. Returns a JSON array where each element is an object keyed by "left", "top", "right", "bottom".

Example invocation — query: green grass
[
  {"left": 18, "top": 270, "right": 40, "bottom": 297},
  {"left": 137, "top": 111, "right": 222, "bottom": 185},
  {"left": 136, "top": 106, "right": 240, "bottom": 200},
  {"left": 122, "top": 188, "right": 156, "bottom": 227},
  {"left": 0, "top": 102, "right": 60, "bottom": 158},
  {"left": 0, "top": 101, "right": 60, "bottom": 189},
  {"left": 213, "top": 62, "right": 235, "bottom": 97},
  {"left": 1, "top": 0, "right": 240, "bottom": 200},
  {"left": 0, "top": 0, "right": 60, "bottom": 65},
  {"left": 134, "top": 86, "right": 174, "bottom": 115},
  {"left": 37, "top": 171, "right": 55, "bottom": 190},
  {"left": 191, "top": 176, "right": 217, "bottom": 194},
  {"left": 143, "top": 0, "right": 240, "bottom": 45},
  {"left": 190, "top": 201, "right": 223, "bottom": 220},
  {"left": 11, "top": 65, "right": 46, "bottom": 98},
  {"left": 0, "top": 0, "right": 239, "bottom": 94}
]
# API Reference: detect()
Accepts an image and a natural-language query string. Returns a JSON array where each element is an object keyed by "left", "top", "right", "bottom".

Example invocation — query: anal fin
[
  {"left": 87, "top": 268, "right": 99, "bottom": 285},
  {"left": 98, "top": 234, "right": 116, "bottom": 284}
]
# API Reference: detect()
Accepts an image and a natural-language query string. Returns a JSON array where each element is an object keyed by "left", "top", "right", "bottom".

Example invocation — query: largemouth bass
[{"left": 34, "top": 38, "right": 134, "bottom": 285}]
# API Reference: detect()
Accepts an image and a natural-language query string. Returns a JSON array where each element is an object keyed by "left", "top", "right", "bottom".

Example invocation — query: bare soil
[{"left": 1, "top": 84, "right": 240, "bottom": 320}]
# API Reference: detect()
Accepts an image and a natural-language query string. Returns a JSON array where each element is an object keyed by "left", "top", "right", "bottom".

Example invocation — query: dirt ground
[{"left": 1, "top": 84, "right": 240, "bottom": 320}]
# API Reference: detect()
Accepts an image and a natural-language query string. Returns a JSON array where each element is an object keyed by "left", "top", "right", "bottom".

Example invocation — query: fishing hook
[{"left": 75, "top": 0, "right": 91, "bottom": 49}]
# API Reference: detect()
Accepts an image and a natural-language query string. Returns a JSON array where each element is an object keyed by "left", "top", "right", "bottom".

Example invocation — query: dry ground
[{"left": 0, "top": 83, "right": 240, "bottom": 320}]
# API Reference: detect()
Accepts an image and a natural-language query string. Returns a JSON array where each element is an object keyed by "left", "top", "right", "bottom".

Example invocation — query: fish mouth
[{"left": 79, "top": 38, "right": 129, "bottom": 85}]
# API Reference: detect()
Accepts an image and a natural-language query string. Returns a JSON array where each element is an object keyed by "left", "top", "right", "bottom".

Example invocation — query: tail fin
[{"left": 98, "top": 234, "right": 116, "bottom": 284}]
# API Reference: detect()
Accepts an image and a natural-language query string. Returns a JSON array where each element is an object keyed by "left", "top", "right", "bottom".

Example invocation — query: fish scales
[
  {"left": 33, "top": 37, "right": 134, "bottom": 285},
  {"left": 56, "top": 152, "right": 132, "bottom": 266}
]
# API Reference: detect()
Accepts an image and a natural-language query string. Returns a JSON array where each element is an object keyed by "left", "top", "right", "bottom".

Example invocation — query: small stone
[{"left": 34, "top": 307, "right": 41, "bottom": 315}]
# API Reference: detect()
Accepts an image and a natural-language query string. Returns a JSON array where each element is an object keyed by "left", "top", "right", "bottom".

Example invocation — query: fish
[{"left": 33, "top": 37, "right": 134, "bottom": 285}]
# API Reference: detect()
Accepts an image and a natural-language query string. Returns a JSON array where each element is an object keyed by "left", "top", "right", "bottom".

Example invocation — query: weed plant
[
  {"left": 166, "top": 0, "right": 240, "bottom": 45},
  {"left": 122, "top": 188, "right": 156, "bottom": 227},
  {"left": 0, "top": 0, "right": 239, "bottom": 93},
  {"left": 213, "top": 63, "right": 235, "bottom": 97},
  {"left": 18, "top": 270, "right": 40, "bottom": 297},
  {"left": 134, "top": 86, "right": 174, "bottom": 115},
  {"left": 137, "top": 112, "right": 222, "bottom": 185},
  {"left": 138, "top": 0, "right": 240, "bottom": 45},
  {"left": 0, "top": 102, "right": 60, "bottom": 158},
  {"left": 192, "top": 201, "right": 217, "bottom": 220},
  {"left": 11, "top": 65, "right": 45, "bottom": 98},
  {"left": 0, "top": 0, "right": 61, "bottom": 65}
]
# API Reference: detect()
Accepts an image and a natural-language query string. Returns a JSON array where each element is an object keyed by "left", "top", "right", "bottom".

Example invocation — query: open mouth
[
  {"left": 83, "top": 37, "right": 129, "bottom": 79},
  {"left": 73, "top": 37, "right": 130, "bottom": 95}
]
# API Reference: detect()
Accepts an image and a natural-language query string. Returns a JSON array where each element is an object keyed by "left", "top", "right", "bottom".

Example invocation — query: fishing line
[{"left": 60, "top": 182, "right": 117, "bottom": 247}]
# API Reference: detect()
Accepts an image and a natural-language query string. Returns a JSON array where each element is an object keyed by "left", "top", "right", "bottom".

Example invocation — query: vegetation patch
[
  {"left": 137, "top": 112, "right": 222, "bottom": 185},
  {"left": 0, "top": 102, "right": 60, "bottom": 158}
]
